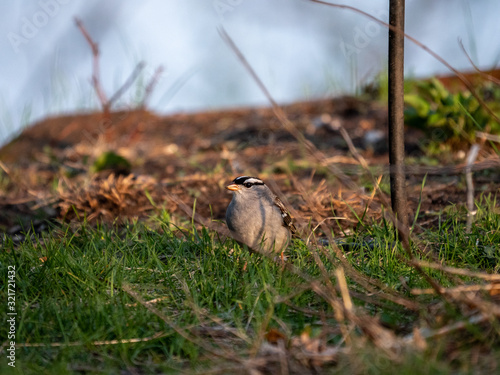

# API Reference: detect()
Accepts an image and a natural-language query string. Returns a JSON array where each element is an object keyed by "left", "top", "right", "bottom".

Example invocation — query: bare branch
[
  {"left": 75, "top": 18, "right": 148, "bottom": 114},
  {"left": 74, "top": 17, "right": 108, "bottom": 111},
  {"left": 74, "top": 17, "right": 98, "bottom": 56}
]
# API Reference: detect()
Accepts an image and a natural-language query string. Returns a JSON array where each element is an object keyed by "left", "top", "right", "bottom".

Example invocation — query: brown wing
[{"left": 273, "top": 196, "right": 297, "bottom": 235}]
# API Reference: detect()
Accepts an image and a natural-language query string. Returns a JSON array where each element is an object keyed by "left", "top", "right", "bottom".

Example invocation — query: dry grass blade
[
  {"left": 290, "top": 175, "right": 377, "bottom": 237},
  {"left": 335, "top": 268, "right": 353, "bottom": 312},
  {"left": 412, "top": 283, "right": 500, "bottom": 295},
  {"left": 412, "top": 260, "right": 500, "bottom": 281},
  {"left": 57, "top": 174, "right": 158, "bottom": 222},
  {"left": 14, "top": 331, "right": 170, "bottom": 348},
  {"left": 338, "top": 125, "right": 369, "bottom": 171}
]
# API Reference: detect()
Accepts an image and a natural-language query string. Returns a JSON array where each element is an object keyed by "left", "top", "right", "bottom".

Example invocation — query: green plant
[
  {"left": 404, "top": 78, "right": 500, "bottom": 152},
  {"left": 1, "top": 193, "right": 499, "bottom": 374},
  {"left": 91, "top": 151, "right": 131, "bottom": 174}
]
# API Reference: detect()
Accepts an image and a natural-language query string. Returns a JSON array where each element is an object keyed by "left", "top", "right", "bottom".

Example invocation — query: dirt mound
[{"left": 0, "top": 97, "right": 497, "bottom": 235}]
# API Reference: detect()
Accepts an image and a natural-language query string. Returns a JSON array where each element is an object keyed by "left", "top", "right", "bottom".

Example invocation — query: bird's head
[{"left": 226, "top": 176, "right": 266, "bottom": 197}]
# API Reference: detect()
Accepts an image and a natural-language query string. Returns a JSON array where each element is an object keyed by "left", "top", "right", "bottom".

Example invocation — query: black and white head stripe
[{"left": 232, "top": 176, "right": 264, "bottom": 187}]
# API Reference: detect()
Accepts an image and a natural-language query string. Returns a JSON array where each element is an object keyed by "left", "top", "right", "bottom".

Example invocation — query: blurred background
[{"left": 1, "top": 0, "right": 499, "bottom": 146}]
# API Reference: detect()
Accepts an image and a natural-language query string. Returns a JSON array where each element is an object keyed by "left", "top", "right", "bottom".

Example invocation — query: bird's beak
[{"left": 226, "top": 183, "right": 240, "bottom": 191}]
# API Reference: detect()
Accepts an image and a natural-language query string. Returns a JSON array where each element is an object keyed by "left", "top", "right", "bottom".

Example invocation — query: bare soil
[{"left": 0, "top": 96, "right": 499, "bottom": 237}]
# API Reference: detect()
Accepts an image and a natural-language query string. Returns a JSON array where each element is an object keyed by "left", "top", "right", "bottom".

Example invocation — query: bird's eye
[{"left": 243, "top": 182, "right": 252, "bottom": 188}]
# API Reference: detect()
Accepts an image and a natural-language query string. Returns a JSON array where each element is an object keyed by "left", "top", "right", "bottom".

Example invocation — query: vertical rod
[{"left": 388, "top": 0, "right": 408, "bottom": 229}]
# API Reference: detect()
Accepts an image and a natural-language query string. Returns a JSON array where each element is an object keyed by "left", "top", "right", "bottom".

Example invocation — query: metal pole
[{"left": 388, "top": 0, "right": 408, "bottom": 229}]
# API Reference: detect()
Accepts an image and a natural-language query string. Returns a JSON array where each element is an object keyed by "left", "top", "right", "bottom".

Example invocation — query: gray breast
[{"left": 226, "top": 192, "right": 290, "bottom": 253}]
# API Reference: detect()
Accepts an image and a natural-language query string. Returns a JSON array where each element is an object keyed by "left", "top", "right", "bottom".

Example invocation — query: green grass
[{"left": 1, "top": 196, "right": 499, "bottom": 374}]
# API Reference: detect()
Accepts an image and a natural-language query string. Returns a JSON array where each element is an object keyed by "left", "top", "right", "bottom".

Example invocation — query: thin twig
[
  {"left": 458, "top": 39, "right": 500, "bottom": 86},
  {"left": 140, "top": 65, "right": 165, "bottom": 109},
  {"left": 75, "top": 18, "right": 147, "bottom": 113},
  {"left": 108, "top": 61, "right": 146, "bottom": 107},
  {"left": 74, "top": 17, "right": 108, "bottom": 111}
]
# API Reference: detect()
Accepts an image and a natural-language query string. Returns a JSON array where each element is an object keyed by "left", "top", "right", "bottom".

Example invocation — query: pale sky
[{"left": 1, "top": 0, "right": 499, "bottom": 145}]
